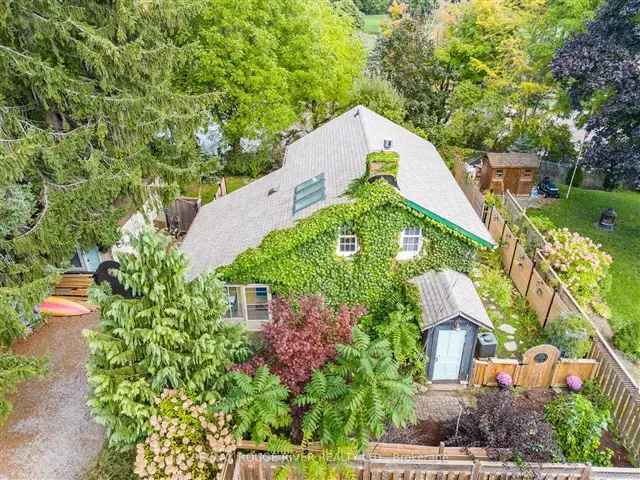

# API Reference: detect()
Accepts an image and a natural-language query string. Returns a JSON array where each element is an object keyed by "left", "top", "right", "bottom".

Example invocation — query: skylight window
[{"left": 293, "top": 173, "right": 325, "bottom": 214}]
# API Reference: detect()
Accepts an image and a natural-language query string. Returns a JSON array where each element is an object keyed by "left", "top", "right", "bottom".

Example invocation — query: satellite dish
[{"left": 93, "top": 260, "right": 135, "bottom": 299}]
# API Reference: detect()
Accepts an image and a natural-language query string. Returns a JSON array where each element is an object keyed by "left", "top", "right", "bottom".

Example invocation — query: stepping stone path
[
  {"left": 498, "top": 323, "right": 517, "bottom": 335},
  {"left": 504, "top": 340, "right": 518, "bottom": 352}
]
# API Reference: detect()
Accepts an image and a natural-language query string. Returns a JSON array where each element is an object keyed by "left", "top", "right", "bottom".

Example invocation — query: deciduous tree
[
  {"left": 190, "top": 0, "right": 364, "bottom": 147},
  {"left": 552, "top": 0, "right": 640, "bottom": 187}
]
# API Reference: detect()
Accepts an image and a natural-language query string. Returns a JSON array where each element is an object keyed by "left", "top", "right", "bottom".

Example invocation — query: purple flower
[
  {"left": 496, "top": 372, "right": 513, "bottom": 388},
  {"left": 566, "top": 375, "right": 582, "bottom": 392}
]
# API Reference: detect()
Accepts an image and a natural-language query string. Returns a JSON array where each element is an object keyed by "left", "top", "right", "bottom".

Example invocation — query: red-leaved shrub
[{"left": 237, "top": 295, "right": 365, "bottom": 394}]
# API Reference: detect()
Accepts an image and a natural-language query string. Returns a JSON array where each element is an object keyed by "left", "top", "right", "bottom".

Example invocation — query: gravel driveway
[{"left": 0, "top": 312, "right": 104, "bottom": 480}]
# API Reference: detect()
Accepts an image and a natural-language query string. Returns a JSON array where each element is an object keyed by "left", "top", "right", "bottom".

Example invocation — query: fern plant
[
  {"left": 297, "top": 327, "right": 416, "bottom": 451},
  {"left": 221, "top": 365, "right": 292, "bottom": 444},
  {"left": 375, "top": 304, "right": 425, "bottom": 378}
]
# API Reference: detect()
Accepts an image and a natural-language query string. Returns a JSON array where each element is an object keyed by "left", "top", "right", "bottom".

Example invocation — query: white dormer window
[
  {"left": 397, "top": 227, "right": 422, "bottom": 260},
  {"left": 337, "top": 225, "right": 358, "bottom": 257}
]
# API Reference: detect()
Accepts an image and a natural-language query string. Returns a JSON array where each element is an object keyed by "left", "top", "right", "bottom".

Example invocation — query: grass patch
[
  {"left": 181, "top": 181, "right": 219, "bottom": 204},
  {"left": 472, "top": 251, "right": 543, "bottom": 357},
  {"left": 363, "top": 14, "right": 387, "bottom": 34},
  {"left": 225, "top": 176, "right": 253, "bottom": 193},
  {"left": 84, "top": 445, "right": 135, "bottom": 480},
  {"left": 528, "top": 186, "right": 640, "bottom": 338}
]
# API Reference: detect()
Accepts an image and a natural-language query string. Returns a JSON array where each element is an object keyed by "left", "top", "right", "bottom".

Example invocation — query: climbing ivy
[{"left": 221, "top": 181, "right": 479, "bottom": 317}]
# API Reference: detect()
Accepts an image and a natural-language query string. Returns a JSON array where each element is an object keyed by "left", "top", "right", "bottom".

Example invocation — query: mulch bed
[
  {"left": 381, "top": 418, "right": 444, "bottom": 446},
  {"left": 381, "top": 388, "right": 634, "bottom": 467}
]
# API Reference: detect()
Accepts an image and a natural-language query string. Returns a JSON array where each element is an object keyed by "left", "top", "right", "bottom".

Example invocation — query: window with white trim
[
  {"left": 337, "top": 225, "right": 358, "bottom": 257},
  {"left": 397, "top": 227, "right": 422, "bottom": 260}
]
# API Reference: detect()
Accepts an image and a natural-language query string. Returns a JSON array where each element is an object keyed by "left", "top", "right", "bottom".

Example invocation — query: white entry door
[{"left": 432, "top": 329, "right": 466, "bottom": 381}]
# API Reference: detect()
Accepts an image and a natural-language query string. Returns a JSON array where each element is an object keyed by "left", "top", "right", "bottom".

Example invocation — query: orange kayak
[{"left": 39, "top": 296, "right": 91, "bottom": 317}]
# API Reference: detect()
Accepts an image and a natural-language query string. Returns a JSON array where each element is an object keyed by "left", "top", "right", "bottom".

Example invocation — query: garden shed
[
  {"left": 479, "top": 152, "right": 541, "bottom": 196},
  {"left": 411, "top": 270, "right": 493, "bottom": 383}
]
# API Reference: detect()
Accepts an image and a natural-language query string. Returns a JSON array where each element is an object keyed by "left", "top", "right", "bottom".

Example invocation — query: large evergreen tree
[
  {"left": 84, "top": 229, "right": 248, "bottom": 448},
  {"left": 552, "top": 0, "right": 640, "bottom": 187},
  {"left": 0, "top": 0, "right": 216, "bottom": 323}
]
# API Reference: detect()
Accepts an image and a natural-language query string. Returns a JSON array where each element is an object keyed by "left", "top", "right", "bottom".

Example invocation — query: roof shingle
[{"left": 180, "top": 106, "right": 494, "bottom": 278}]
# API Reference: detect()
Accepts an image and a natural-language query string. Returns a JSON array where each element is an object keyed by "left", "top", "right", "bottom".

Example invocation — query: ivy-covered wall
[{"left": 220, "top": 181, "right": 480, "bottom": 318}]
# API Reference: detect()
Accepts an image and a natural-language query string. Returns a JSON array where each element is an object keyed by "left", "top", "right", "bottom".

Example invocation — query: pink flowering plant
[
  {"left": 496, "top": 372, "right": 513, "bottom": 388},
  {"left": 541, "top": 228, "right": 612, "bottom": 306},
  {"left": 134, "top": 389, "right": 237, "bottom": 480},
  {"left": 566, "top": 375, "right": 583, "bottom": 392}
]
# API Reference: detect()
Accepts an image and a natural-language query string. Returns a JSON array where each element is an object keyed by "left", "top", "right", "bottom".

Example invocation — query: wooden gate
[
  {"left": 518, "top": 344, "right": 561, "bottom": 387},
  {"left": 471, "top": 344, "right": 597, "bottom": 388}
]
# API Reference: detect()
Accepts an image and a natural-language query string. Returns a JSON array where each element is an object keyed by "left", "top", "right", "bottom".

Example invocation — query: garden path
[
  {"left": 0, "top": 312, "right": 104, "bottom": 480},
  {"left": 415, "top": 388, "right": 477, "bottom": 422}
]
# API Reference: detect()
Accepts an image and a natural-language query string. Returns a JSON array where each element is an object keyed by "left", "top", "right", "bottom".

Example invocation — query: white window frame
[
  {"left": 397, "top": 227, "right": 423, "bottom": 260},
  {"left": 336, "top": 225, "right": 359, "bottom": 257},
  {"left": 222, "top": 284, "right": 272, "bottom": 331}
]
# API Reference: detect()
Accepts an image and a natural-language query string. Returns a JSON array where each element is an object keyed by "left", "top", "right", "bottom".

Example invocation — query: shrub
[
  {"left": 85, "top": 229, "right": 249, "bottom": 447},
  {"left": 375, "top": 304, "right": 424, "bottom": 378},
  {"left": 541, "top": 228, "right": 612, "bottom": 306},
  {"left": 566, "top": 375, "right": 583, "bottom": 392},
  {"left": 529, "top": 215, "right": 556, "bottom": 234},
  {"left": 239, "top": 296, "right": 364, "bottom": 394},
  {"left": 0, "top": 352, "right": 46, "bottom": 424},
  {"left": 348, "top": 76, "right": 407, "bottom": 125},
  {"left": 545, "top": 394, "right": 612, "bottom": 466},
  {"left": 613, "top": 319, "right": 640, "bottom": 360},
  {"left": 135, "top": 390, "right": 237, "bottom": 480},
  {"left": 565, "top": 165, "right": 584, "bottom": 188},
  {"left": 443, "top": 390, "right": 560, "bottom": 462},
  {"left": 495, "top": 372, "right": 513, "bottom": 388},
  {"left": 544, "top": 314, "right": 593, "bottom": 358},
  {"left": 581, "top": 380, "right": 613, "bottom": 413},
  {"left": 220, "top": 366, "right": 291, "bottom": 444},
  {"left": 296, "top": 326, "right": 416, "bottom": 451}
]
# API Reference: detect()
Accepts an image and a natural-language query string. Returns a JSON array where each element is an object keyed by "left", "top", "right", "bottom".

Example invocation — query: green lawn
[
  {"left": 362, "top": 14, "right": 387, "bottom": 34},
  {"left": 528, "top": 186, "right": 640, "bottom": 333},
  {"left": 225, "top": 176, "right": 253, "bottom": 193},
  {"left": 181, "top": 181, "right": 219, "bottom": 204}
]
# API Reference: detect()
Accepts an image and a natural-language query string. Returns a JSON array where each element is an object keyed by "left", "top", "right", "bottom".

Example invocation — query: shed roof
[
  {"left": 410, "top": 270, "right": 493, "bottom": 330},
  {"left": 180, "top": 106, "right": 494, "bottom": 279},
  {"left": 486, "top": 152, "right": 541, "bottom": 169}
]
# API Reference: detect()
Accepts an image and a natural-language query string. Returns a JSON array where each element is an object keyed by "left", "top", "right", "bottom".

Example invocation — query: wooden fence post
[
  {"left": 500, "top": 219, "right": 508, "bottom": 243},
  {"left": 580, "top": 464, "right": 591, "bottom": 480},
  {"left": 438, "top": 442, "right": 445, "bottom": 460},
  {"left": 486, "top": 206, "right": 494, "bottom": 230},
  {"left": 470, "top": 460, "right": 482, "bottom": 480},
  {"left": 508, "top": 238, "right": 520, "bottom": 276},
  {"left": 524, "top": 258, "right": 537, "bottom": 297},
  {"left": 543, "top": 288, "right": 557, "bottom": 328}
]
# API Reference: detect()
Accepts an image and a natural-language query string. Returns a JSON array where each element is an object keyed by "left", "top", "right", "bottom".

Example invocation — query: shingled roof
[
  {"left": 180, "top": 106, "right": 494, "bottom": 279},
  {"left": 410, "top": 270, "right": 493, "bottom": 330},
  {"left": 486, "top": 152, "right": 541, "bottom": 169}
]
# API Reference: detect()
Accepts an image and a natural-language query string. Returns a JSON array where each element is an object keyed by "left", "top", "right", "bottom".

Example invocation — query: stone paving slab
[{"left": 415, "top": 388, "right": 477, "bottom": 422}]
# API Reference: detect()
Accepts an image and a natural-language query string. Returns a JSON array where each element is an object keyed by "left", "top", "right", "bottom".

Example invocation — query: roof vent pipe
[{"left": 383, "top": 138, "right": 393, "bottom": 150}]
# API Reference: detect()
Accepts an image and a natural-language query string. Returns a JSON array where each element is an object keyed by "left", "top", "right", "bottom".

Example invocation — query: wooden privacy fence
[
  {"left": 233, "top": 454, "right": 640, "bottom": 480},
  {"left": 238, "top": 441, "right": 489, "bottom": 461},
  {"left": 453, "top": 159, "right": 486, "bottom": 218},
  {"left": 471, "top": 344, "right": 597, "bottom": 388},
  {"left": 164, "top": 196, "right": 201, "bottom": 235},
  {"left": 472, "top": 187, "right": 640, "bottom": 461}
]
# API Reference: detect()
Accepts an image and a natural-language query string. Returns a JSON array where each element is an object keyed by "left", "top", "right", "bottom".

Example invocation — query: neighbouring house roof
[
  {"left": 181, "top": 106, "right": 494, "bottom": 279},
  {"left": 485, "top": 152, "right": 541, "bottom": 169},
  {"left": 410, "top": 270, "right": 493, "bottom": 331}
]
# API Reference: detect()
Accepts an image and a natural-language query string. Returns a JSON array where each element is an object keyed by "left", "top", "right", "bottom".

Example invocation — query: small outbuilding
[
  {"left": 479, "top": 152, "right": 541, "bottom": 196},
  {"left": 411, "top": 270, "right": 493, "bottom": 383}
]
